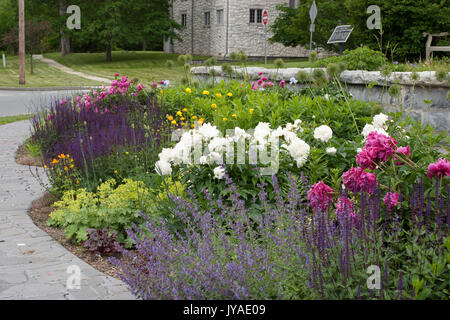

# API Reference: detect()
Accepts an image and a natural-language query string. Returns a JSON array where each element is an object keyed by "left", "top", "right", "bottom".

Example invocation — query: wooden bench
[{"left": 423, "top": 32, "right": 449, "bottom": 61}]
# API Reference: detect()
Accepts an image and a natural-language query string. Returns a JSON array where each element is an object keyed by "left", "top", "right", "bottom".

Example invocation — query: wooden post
[{"left": 18, "top": 0, "right": 25, "bottom": 85}]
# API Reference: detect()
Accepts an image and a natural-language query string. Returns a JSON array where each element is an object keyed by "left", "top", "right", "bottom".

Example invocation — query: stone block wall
[{"left": 171, "top": 0, "right": 310, "bottom": 58}]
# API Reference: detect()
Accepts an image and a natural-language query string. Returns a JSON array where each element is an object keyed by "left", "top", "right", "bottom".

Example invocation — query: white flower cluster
[
  {"left": 361, "top": 113, "right": 390, "bottom": 138},
  {"left": 155, "top": 120, "right": 310, "bottom": 176},
  {"left": 313, "top": 125, "right": 333, "bottom": 143}
]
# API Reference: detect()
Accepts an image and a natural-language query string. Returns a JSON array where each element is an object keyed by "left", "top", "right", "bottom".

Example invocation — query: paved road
[
  {"left": 0, "top": 120, "right": 135, "bottom": 299},
  {"left": 0, "top": 90, "right": 89, "bottom": 117}
]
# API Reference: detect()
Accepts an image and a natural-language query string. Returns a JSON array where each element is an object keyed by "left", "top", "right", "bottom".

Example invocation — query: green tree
[{"left": 270, "top": 0, "right": 450, "bottom": 61}]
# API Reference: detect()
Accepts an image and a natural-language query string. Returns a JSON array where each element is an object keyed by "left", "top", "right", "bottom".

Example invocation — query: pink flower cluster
[
  {"left": 394, "top": 145, "right": 411, "bottom": 165},
  {"left": 356, "top": 132, "right": 398, "bottom": 169},
  {"left": 251, "top": 74, "right": 274, "bottom": 91},
  {"left": 427, "top": 158, "right": 450, "bottom": 179},
  {"left": 72, "top": 74, "right": 144, "bottom": 111},
  {"left": 336, "top": 196, "right": 359, "bottom": 225},
  {"left": 383, "top": 192, "right": 399, "bottom": 211},
  {"left": 342, "top": 167, "right": 377, "bottom": 194},
  {"left": 307, "top": 181, "right": 334, "bottom": 211}
]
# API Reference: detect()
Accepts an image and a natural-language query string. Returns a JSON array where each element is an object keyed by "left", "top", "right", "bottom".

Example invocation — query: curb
[{"left": 0, "top": 86, "right": 100, "bottom": 91}]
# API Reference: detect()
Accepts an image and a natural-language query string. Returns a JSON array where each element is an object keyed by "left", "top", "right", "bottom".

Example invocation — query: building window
[
  {"left": 250, "top": 9, "right": 263, "bottom": 23},
  {"left": 181, "top": 14, "right": 187, "bottom": 27},
  {"left": 217, "top": 9, "right": 224, "bottom": 25},
  {"left": 289, "top": 0, "right": 296, "bottom": 8},
  {"left": 204, "top": 12, "right": 210, "bottom": 26}
]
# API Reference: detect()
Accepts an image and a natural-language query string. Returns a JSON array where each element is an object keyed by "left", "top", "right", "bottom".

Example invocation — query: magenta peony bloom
[
  {"left": 115, "top": 73, "right": 120, "bottom": 77},
  {"left": 307, "top": 181, "right": 334, "bottom": 211},
  {"left": 279, "top": 80, "right": 286, "bottom": 88},
  {"left": 364, "top": 131, "right": 398, "bottom": 162},
  {"left": 356, "top": 148, "right": 377, "bottom": 170},
  {"left": 258, "top": 72, "right": 264, "bottom": 76},
  {"left": 427, "top": 158, "right": 450, "bottom": 179},
  {"left": 383, "top": 192, "right": 399, "bottom": 211},
  {"left": 342, "top": 167, "right": 377, "bottom": 194},
  {"left": 336, "top": 196, "right": 358, "bottom": 225},
  {"left": 136, "top": 83, "right": 144, "bottom": 92},
  {"left": 395, "top": 146, "right": 411, "bottom": 165}
]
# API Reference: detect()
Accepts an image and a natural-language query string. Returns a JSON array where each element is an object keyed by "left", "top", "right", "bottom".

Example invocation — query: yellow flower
[
  {"left": 227, "top": 93, "right": 233, "bottom": 97},
  {"left": 249, "top": 108, "right": 254, "bottom": 115},
  {"left": 198, "top": 118, "right": 205, "bottom": 125},
  {"left": 211, "top": 104, "right": 217, "bottom": 108},
  {"left": 125, "top": 152, "right": 129, "bottom": 155},
  {"left": 222, "top": 117, "right": 228, "bottom": 121},
  {"left": 202, "top": 90, "right": 210, "bottom": 95},
  {"left": 171, "top": 120, "right": 177, "bottom": 125},
  {"left": 160, "top": 90, "right": 164, "bottom": 93},
  {"left": 70, "top": 164, "right": 74, "bottom": 169},
  {"left": 185, "top": 88, "right": 192, "bottom": 93},
  {"left": 71, "top": 159, "right": 74, "bottom": 163},
  {"left": 192, "top": 116, "right": 198, "bottom": 120},
  {"left": 182, "top": 108, "right": 188, "bottom": 112},
  {"left": 51, "top": 159, "right": 58, "bottom": 164},
  {"left": 191, "top": 124, "right": 195, "bottom": 129},
  {"left": 180, "top": 117, "right": 185, "bottom": 121},
  {"left": 114, "top": 170, "right": 118, "bottom": 174},
  {"left": 232, "top": 114, "right": 237, "bottom": 118},
  {"left": 168, "top": 115, "right": 174, "bottom": 121},
  {"left": 66, "top": 154, "right": 70, "bottom": 158},
  {"left": 181, "top": 122, "right": 185, "bottom": 126},
  {"left": 59, "top": 154, "right": 65, "bottom": 159},
  {"left": 216, "top": 93, "right": 222, "bottom": 98},
  {"left": 76, "top": 180, "right": 79, "bottom": 184},
  {"left": 64, "top": 166, "right": 68, "bottom": 171},
  {"left": 176, "top": 111, "right": 182, "bottom": 116}
]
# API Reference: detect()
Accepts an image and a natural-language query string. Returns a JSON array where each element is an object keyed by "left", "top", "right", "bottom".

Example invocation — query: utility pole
[{"left": 18, "top": 0, "right": 25, "bottom": 85}]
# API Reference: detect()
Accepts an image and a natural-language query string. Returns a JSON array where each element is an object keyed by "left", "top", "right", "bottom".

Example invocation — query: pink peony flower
[
  {"left": 383, "top": 192, "right": 399, "bottom": 211},
  {"left": 356, "top": 147, "right": 377, "bottom": 170},
  {"left": 395, "top": 145, "right": 411, "bottom": 165},
  {"left": 258, "top": 72, "right": 264, "bottom": 76},
  {"left": 427, "top": 158, "right": 450, "bottom": 179},
  {"left": 115, "top": 73, "right": 120, "bottom": 77},
  {"left": 136, "top": 83, "right": 144, "bottom": 92},
  {"left": 364, "top": 131, "right": 398, "bottom": 162},
  {"left": 279, "top": 80, "right": 286, "bottom": 88},
  {"left": 307, "top": 181, "right": 334, "bottom": 211},
  {"left": 336, "top": 196, "right": 359, "bottom": 225},
  {"left": 342, "top": 167, "right": 377, "bottom": 194}
]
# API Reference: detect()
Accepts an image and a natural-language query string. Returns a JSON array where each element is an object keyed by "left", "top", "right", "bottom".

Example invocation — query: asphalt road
[{"left": 0, "top": 90, "right": 88, "bottom": 117}]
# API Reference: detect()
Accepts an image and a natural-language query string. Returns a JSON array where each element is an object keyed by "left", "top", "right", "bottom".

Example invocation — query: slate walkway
[{"left": 0, "top": 120, "right": 135, "bottom": 300}]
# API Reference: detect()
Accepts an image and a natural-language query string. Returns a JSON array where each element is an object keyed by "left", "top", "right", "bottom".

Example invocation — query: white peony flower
[
  {"left": 155, "top": 160, "right": 172, "bottom": 175},
  {"left": 357, "top": 148, "right": 362, "bottom": 153},
  {"left": 362, "top": 124, "right": 375, "bottom": 138},
  {"left": 326, "top": 147, "right": 337, "bottom": 155},
  {"left": 373, "top": 113, "right": 389, "bottom": 129},
  {"left": 213, "top": 166, "right": 226, "bottom": 179},
  {"left": 290, "top": 77, "right": 298, "bottom": 85},
  {"left": 198, "top": 123, "right": 220, "bottom": 139},
  {"left": 286, "top": 138, "right": 310, "bottom": 168},
  {"left": 254, "top": 122, "right": 272, "bottom": 144},
  {"left": 199, "top": 156, "right": 207, "bottom": 164},
  {"left": 314, "top": 125, "right": 333, "bottom": 142},
  {"left": 208, "top": 137, "right": 229, "bottom": 153}
]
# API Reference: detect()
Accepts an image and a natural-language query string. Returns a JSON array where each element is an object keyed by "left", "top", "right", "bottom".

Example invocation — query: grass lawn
[
  {"left": 44, "top": 51, "right": 210, "bottom": 86},
  {"left": 0, "top": 114, "right": 33, "bottom": 126},
  {"left": 0, "top": 55, "right": 103, "bottom": 88}
]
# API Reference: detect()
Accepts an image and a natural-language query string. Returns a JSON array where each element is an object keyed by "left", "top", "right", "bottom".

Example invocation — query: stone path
[
  {"left": 0, "top": 120, "right": 135, "bottom": 300},
  {"left": 33, "top": 55, "right": 111, "bottom": 84}
]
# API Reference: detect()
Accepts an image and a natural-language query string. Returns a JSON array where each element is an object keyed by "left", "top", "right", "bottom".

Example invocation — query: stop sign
[{"left": 263, "top": 10, "right": 268, "bottom": 25}]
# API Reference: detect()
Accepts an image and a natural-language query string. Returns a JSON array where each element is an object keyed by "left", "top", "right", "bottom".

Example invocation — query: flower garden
[{"left": 27, "top": 57, "right": 449, "bottom": 300}]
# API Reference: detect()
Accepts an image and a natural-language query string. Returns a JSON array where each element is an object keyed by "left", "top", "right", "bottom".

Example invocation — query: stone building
[{"left": 165, "top": 0, "right": 309, "bottom": 58}]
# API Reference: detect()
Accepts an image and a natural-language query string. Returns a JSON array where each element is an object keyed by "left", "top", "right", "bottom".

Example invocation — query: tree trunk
[
  {"left": 59, "top": 0, "right": 71, "bottom": 56},
  {"left": 142, "top": 39, "right": 147, "bottom": 51},
  {"left": 106, "top": 39, "right": 112, "bottom": 62}
]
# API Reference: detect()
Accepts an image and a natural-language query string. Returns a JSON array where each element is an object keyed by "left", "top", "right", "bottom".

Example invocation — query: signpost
[
  {"left": 327, "top": 25, "right": 354, "bottom": 44},
  {"left": 2, "top": 54, "right": 5, "bottom": 68},
  {"left": 263, "top": 10, "right": 268, "bottom": 64},
  {"left": 309, "top": 0, "right": 317, "bottom": 52}
]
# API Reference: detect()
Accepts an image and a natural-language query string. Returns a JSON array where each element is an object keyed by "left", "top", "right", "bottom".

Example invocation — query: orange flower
[{"left": 51, "top": 159, "right": 58, "bottom": 164}]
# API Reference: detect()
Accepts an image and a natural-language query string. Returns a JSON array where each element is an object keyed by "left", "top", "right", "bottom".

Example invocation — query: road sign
[
  {"left": 327, "top": 25, "right": 354, "bottom": 44},
  {"left": 263, "top": 10, "right": 268, "bottom": 25},
  {"left": 309, "top": 0, "right": 317, "bottom": 24}
]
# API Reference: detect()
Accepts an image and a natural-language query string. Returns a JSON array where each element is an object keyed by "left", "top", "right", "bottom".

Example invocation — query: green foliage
[
  {"left": 47, "top": 177, "right": 186, "bottom": 246},
  {"left": 320, "top": 47, "right": 387, "bottom": 71},
  {"left": 270, "top": 0, "right": 450, "bottom": 61}
]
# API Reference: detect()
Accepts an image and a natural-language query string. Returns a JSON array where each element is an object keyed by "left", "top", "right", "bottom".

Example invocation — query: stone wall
[
  {"left": 191, "top": 66, "right": 450, "bottom": 131},
  {"left": 171, "top": 0, "right": 311, "bottom": 58}
]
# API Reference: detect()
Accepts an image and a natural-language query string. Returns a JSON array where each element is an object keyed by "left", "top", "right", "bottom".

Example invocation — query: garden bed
[{"left": 24, "top": 59, "right": 449, "bottom": 300}]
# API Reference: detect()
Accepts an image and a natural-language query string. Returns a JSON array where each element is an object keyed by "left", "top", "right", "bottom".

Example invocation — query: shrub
[
  {"left": 318, "top": 47, "right": 387, "bottom": 71},
  {"left": 83, "top": 228, "right": 121, "bottom": 255}
]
